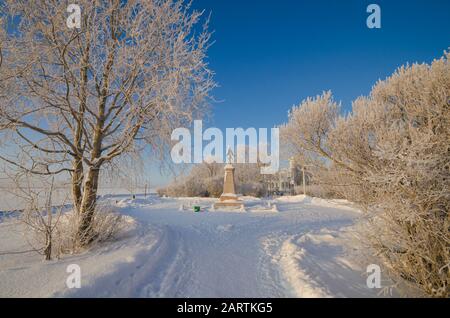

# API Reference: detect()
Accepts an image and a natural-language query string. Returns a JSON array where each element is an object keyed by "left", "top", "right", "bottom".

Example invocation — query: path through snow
[{"left": 0, "top": 195, "right": 397, "bottom": 297}]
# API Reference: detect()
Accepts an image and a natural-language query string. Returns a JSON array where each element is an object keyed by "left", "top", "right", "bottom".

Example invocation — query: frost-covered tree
[
  {"left": 0, "top": 0, "right": 215, "bottom": 246},
  {"left": 281, "top": 52, "right": 450, "bottom": 297}
]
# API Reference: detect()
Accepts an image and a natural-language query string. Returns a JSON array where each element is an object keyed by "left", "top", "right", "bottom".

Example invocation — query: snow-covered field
[{"left": 0, "top": 194, "right": 412, "bottom": 298}]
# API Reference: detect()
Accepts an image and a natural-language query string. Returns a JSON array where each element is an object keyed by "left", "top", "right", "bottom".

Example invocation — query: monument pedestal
[
  {"left": 213, "top": 201, "right": 243, "bottom": 208},
  {"left": 213, "top": 163, "right": 244, "bottom": 210}
]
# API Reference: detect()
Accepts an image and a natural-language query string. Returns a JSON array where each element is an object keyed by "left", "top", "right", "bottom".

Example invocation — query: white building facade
[{"left": 264, "top": 159, "right": 307, "bottom": 195}]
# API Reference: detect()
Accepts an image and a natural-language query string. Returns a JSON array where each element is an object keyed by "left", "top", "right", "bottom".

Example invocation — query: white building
[{"left": 263, "top": 158, "right": 308, "bottom": 195}]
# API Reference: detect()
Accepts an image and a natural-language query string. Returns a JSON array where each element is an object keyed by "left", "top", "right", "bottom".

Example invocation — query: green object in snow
[{"left": 194, "top": 206, "right": 201, "bottom": 212}]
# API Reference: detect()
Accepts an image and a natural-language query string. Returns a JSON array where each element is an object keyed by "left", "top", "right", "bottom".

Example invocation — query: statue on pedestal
[{"left": 213, "top": 147, "right": 244, "bottom": 209}]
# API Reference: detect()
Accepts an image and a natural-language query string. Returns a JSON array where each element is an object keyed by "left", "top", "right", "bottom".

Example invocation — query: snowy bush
[
  {"left": 238, "top": 182, "right": 266, "bottom": 197},
  {"left": 204, "top": 175, "right": 224, "bottom": 198},
  {"left": 55, "top": 204, "right": 126, "bottom": 255},
  {"left": 281, "top": 51, "right": 450, "bottom": 297},
  {"left": 19, "top": 178, "right": 63, "bottom": 260},
  {"left": 293, "top": 184, "right": 337, "bottom": 199},
  {"left": 14, "top": 174, "right": 127, "bottom": 258}
]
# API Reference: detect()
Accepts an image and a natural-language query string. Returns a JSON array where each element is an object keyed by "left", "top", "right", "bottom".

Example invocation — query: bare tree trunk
[
  {"left": 77, "top": 165, "right": 100, "bottom": 246},
  {"left": 44, "top": 178, "right": 54, "bottom": 260},
  {"left": 71, "top": 157, "right": 84, "bottom": 213},
  {"left": 76, "top": 82, "right": 105, "bottom": 245},
  {"left": 44, "top": 231, "right": 52, "bottom": 261}
]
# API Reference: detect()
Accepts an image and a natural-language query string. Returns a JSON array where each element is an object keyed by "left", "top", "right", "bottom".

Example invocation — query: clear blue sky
[
  {"left": 149, "top": 0, "right": 450, "bottom": 187},
  {"left": 190, "top": 0, "right": 450, "bottom": 129}
]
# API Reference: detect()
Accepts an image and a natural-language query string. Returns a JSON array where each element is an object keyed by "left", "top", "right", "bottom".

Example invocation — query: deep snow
[{"left": 0, "top": 194, "right": 410, "bottom": 297}]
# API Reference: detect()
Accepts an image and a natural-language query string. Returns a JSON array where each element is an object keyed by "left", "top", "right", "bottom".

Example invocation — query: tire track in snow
[
  {"left": 138, "top": 225, "right": 193, "bottom": 297},
  {"left": 60, "top": 223, "right": 193, "bottom": 297}
]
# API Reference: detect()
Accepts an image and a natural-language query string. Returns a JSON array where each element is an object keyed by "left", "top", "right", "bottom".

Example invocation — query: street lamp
[{"left": 301, "top": 164, "right": 313, "bottom": 196}]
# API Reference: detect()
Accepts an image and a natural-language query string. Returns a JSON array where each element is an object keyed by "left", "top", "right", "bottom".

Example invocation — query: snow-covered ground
[{"left": 0, "top": 194, "right": 413, "bottom": 297}]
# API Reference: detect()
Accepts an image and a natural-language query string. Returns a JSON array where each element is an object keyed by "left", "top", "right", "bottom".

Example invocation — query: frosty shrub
[
  {"left": 204, "top": 175, "right": 224, "bottom": 198},
  {"left": 293, "top": 184, "right": 337, "bottom": 199},
  {"left": 18, "top": 177, "right": 64, "bottom": 260},
  {"left": 56, "top": 204, "right": 125, "bottom": 254},
  {"left": 10, "top": 174, "right": 127, "bottom": 257},
  {"left": 281, "top": 52, "right": 450, "bottom": 297}
]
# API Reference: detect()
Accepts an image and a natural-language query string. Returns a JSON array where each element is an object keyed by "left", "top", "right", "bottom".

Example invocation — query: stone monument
[{"left": 213, "top": 147, "right": 244, "bottom": 209}]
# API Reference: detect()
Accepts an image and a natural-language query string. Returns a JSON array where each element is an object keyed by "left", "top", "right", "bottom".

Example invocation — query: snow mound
[
  {"left": 245, "top": 202, "right": 277, "bottom": 213},
  {"left": 271, "top": 227, "right": 387, "bottom": 298},
  {"left": 297, "top": 232, "right": 338, "bottom": 245},
  {"left": 278, "top": 238, "right": 332, "bottom": 298},
  {"left": 309, "top": 198, "right": 358, "bottom": 212},
  {"left": 275, "top": 195, "right": 359, "bottom": 212},
  {"left": 216, "top": 224, "right": 234, "bottom": 232},
  {"left": 275, "top": 195, "right": 310, "bottom": 203},
  {"left": 239, "top": 196, "right": 262, "bottom": 202},
  {"left": 114, "top": 197, "right": 159, "bottom": 208}
]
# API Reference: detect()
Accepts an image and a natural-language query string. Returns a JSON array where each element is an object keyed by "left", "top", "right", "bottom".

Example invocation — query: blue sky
[
  {"left": 191, "top": 0, "right": 450, "bottom": 130},
  {"left": 150, "top": 0, "right": 450, "bottom": 186}
]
